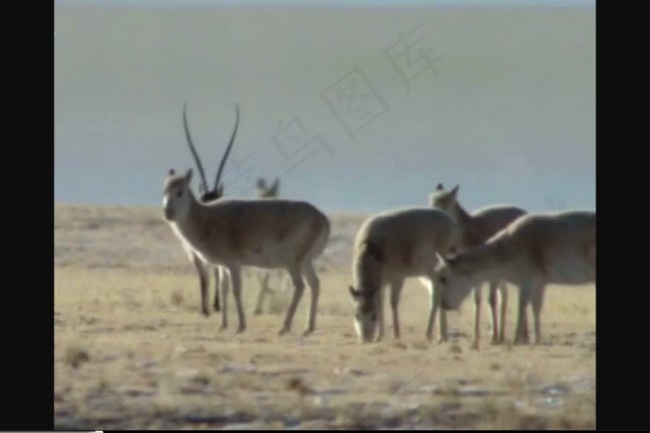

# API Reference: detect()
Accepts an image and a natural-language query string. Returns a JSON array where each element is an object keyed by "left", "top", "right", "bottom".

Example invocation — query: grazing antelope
[
  {"left": 348, "top": 207, "right": 460, "bottom": 343},
  {"left": 164, "top": 106, "right": 331, "bottom": 335},
  {"left": 435, "top": 210, "right": 595, "bottom": 345},
  {"left": 430, "top": 183, "right": 526, "bottom": 348}
]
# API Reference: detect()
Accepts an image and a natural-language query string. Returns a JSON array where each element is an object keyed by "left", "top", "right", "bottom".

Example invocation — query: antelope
[
  {"left": 164, "top": 104, "right": 331, "bottom": 335},
  {"left": 348, "top": 207, "right": 460, "bottom": 343},
  {"left": 430, "top": 183, "right": 526, "bottom": 348},
  {"left": 435, "top": 210, "right": 595, "bottom": 345},
  {"left": 179, "top": 102, "right": 239, "bottom": 317},
  {"left": 256, "top": 177, "right": 280, "bottom": 198},
  {"left": 251, "top": 177, "right": 285, "bottom": 316},
  {"left": 180, "top": 105, "right": 285, "bottom": 318}
]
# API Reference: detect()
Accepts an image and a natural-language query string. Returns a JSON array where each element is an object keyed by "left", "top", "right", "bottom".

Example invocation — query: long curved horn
[
  {"left": 183, "top": 102, "right": 209, "bottom": 193},
  {"left": 213, "top": 103, "right": 240, "bottom": 192}
]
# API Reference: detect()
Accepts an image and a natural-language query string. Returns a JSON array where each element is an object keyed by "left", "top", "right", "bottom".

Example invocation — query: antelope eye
[
  {"left": 370, "top": 312, "right": 377, "bottom": 321},
  {"left": 176, "top": 191, "right": 182, "bottom": 197},
  {"left": 439, "top": 276, "right": 447, "bottom": 285}
]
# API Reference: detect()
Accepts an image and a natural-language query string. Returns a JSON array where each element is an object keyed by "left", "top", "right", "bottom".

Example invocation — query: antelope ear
[
  {"left": 198, "top": 183, "right": 205, "bottom": 195},
  {"left": 185, "top": 168, "right": 193, "bottom": 184},
  {"left": 450, "top": 184, "right": 459, "bottom": 196},
  {"left": 436, "top": 183, "right": 444, "bottom": 191},
  {"left": 349, "top": 286, "right": 360, "bottom": 298},
  {"left": 168, "top": 168, "right": 176, "bottom": 176}
]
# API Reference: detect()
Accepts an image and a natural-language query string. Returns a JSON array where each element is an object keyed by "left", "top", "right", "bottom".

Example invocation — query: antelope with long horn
[
  {"left": 164, "top": 103, "right": 331, "bottom": 335},
  {"left": 179, "top": 102, "right": 239, "bottom": 317},
  {"left": 181, "top": 105, "right": 286, "bottom": 317},
  {"left": 436, "top": 210, "right": 595, "bottom": 345},
  {"left": 430, "top": 183, "right": 526, "bottom": 348}
]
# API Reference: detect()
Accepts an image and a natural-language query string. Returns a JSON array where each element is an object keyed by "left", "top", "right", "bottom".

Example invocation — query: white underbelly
[
  {"left": 170, "top": 223, "right": 291, "bottom": 269},
  {"left": 203, "top": 244, "right": 288, "bottom": 269}
]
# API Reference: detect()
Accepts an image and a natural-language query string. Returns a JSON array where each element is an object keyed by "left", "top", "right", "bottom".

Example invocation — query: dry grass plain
[{"left": 54, "top": 204, "right": 595, "bottom": 429}]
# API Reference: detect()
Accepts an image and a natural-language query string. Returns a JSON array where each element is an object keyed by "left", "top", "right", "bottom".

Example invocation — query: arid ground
[{"left": 54, "top": 204, "right": 595, "bottom": 429}]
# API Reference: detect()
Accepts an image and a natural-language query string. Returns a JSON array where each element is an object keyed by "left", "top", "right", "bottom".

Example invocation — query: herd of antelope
[{"left": 162, "top": 103, "right": 596, "bottom": 347}]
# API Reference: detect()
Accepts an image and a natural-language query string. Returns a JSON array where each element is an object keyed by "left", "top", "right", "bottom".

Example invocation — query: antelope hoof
[
  {"left": 202, "top": 307, "right": 211, "bottom": 317},
  {"left": 302, "top": 328, "right": 314, "bottom": 337},
  {"left": 253, "top": 309, "right": 262, "bottom": 316},
  {"left": 278, "top": 326, "right": 290, "bottom": 336},
  {"left": 471, "top": 340, "right": 480, "bottom": 350},
  {"left": 219, "top": 324, "right": 228, "bottom": 332},
  {"left": 235, "top": 325, "right": 246, "bottom": 334},
  {"left": 213, "top": 304, "right": 221, "bottom": 313},
  {"left": 437, "top": 336, "right": 448, "bottom": 344}
]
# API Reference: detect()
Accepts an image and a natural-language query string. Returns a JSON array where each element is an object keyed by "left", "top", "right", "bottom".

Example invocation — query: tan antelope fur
[
  {"left": 435, "top": 210, "right": 595, "bottom": 345},
  {"left": 165, "top": 103, "right": 331, "bottom": 335},
  {"left": 430, "top": 183, "right": 526, "bottom": 348},
  {"left": 348, "top": 207, "right": 460, "bottom": 343},
  {"left": 213, "top": 178, "right": 285, "bottom": 316}
]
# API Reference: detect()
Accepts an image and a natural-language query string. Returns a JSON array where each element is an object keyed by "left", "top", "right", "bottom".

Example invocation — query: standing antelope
[
  {"left": 256, "top": 177, "right": 280, "bottom": 198},
  {"left": 348, "top": 207, "right": 460, "bottom": 343},
  {"left": 251, "top": 177, "right": 285, "bottom": 316},
  {"left": 180, "top": 105, "right": 286, "bottom": 318},
  {"left": 164, "top": 104, "right": 331, "bottom": 335},
  {"left": 179, "top": 102, "right": 239, "bottom": 317},
  {"left": 430, "top": 183, "right": 526, "bottom": 348},
  {"left": 435, "top": 210, "right": 595, "bottom": 345}
]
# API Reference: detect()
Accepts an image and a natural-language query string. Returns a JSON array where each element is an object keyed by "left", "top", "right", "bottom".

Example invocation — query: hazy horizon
[{"left": 55, "top": 1, "right": 595, "bottom": 214}]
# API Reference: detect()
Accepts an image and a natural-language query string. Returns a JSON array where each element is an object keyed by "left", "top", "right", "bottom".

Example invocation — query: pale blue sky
[{"left": 55, "top": 1, "right": 595, "bottom": 213}]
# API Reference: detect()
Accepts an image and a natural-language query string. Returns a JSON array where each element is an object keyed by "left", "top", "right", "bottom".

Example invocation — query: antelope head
[
  {"left": 435, "top": 252, "right": 479, "bottom": 310},
  {"left": 430, "top": 183, "right": 460, "bottom": 212},
  {"left": 163, "top": 168, "right": 194, "bottom": 222},
  {"left": 348, "top": 241, "right": 385, "bottom": 343},
  {"left": 256, "top": 177, "right": 281, "bottom": 198},
  {"left": 181, "top": 102, "right": 240, "bottom": 202}
]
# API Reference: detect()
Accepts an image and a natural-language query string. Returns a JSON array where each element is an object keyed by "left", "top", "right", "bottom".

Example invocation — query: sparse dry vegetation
[
  {"left": 63, "top": 346, "right": 90, "bottom": 369},
  {"left": 55, "top": 204, "right": 595, "bottom": 429}
]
